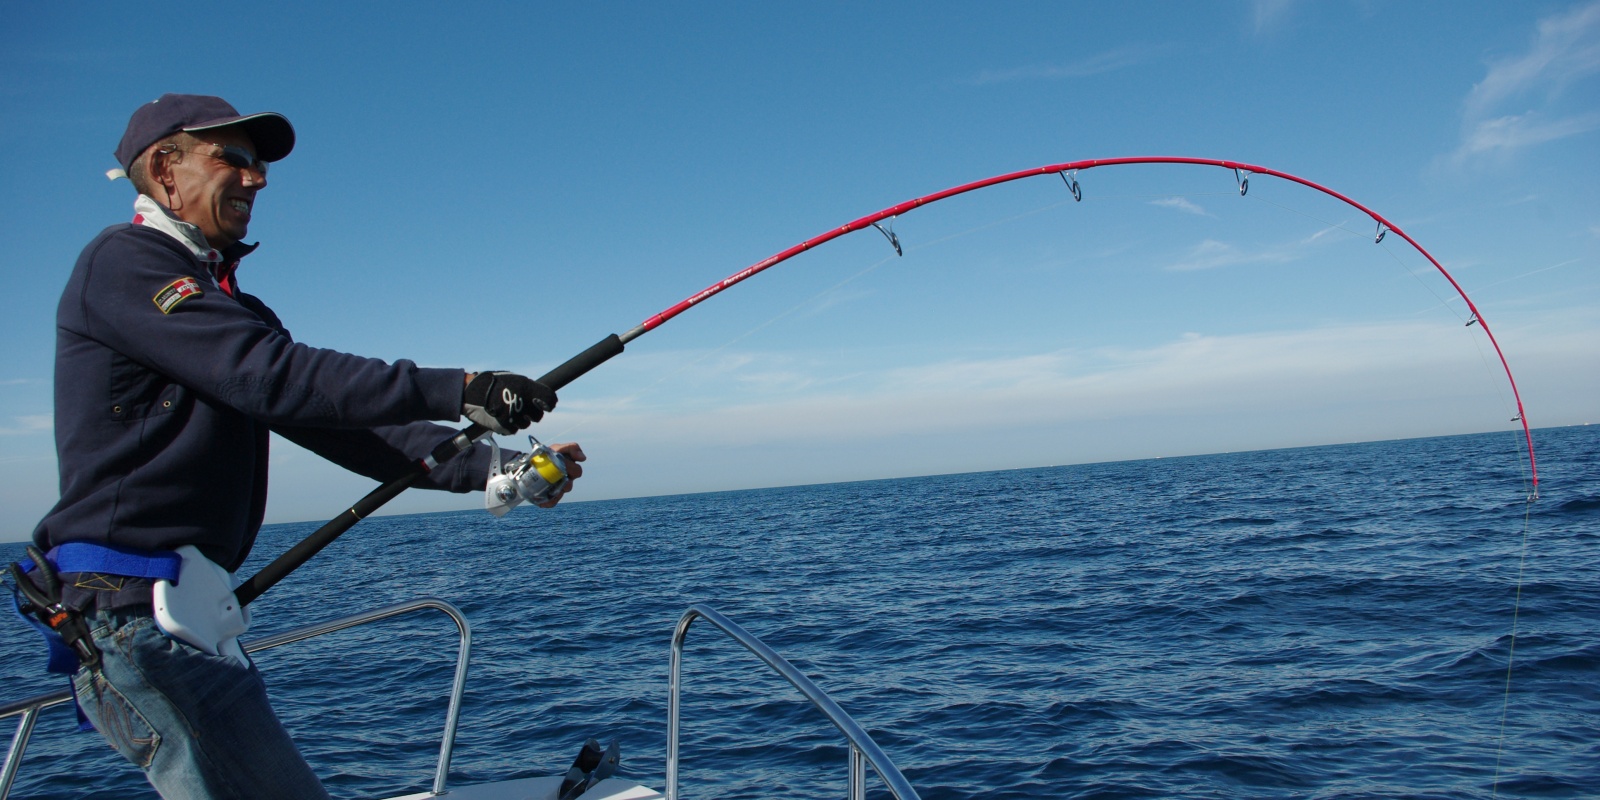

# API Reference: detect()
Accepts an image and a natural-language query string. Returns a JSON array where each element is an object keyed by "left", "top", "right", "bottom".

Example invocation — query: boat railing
[
  {"left": 667, "top": 604, "right": 921, "bottom": 800},
  {"left": 0, "top": 597, "right": 471, "bottom": 800}
]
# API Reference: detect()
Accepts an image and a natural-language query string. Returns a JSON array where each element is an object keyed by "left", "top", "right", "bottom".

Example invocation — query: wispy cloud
[
  {"left": 1461, "top": 258, "right": 1586, "bottom": 294},
  {"left": 558, "top": 319, "right": 1562, "bottom": 458},
  {"left": 0, "top": 415, "right": 51, "bottom": 435},
  {"left": 1450, "top": 2, "right": 1600, "bottom": 163},
  {"left": 258, "top": 311, "right": 1599, "bottom": 518},
  {"left": 1465, "top": 3, "right": 1600, "bottom": 117},
  {"left": 1456, "top": 110, "right": 1600, "bottom": 159},
  {"left": 1163, "top": 239, "right": 1296, "bottom": 272},
  {"left": 1302, "top": 222, "right": 1354, "bottom": 244},
  {"left": 796, "top": 286, "right": 874, "bottom": 318},
  {"left": 1251, "top": 0, "right": 1298, "bottom": 35},
  {"left": 965, "top": 45, "right": 1166, "bottom": 85},
  {"left": 1150, "top": 197, "right": 1213, "bottom": 217}
]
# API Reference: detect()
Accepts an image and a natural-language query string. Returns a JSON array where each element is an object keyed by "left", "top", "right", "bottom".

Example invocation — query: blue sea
[{"left": 3, "top": 426, "right": 1596, "bottom": 799}]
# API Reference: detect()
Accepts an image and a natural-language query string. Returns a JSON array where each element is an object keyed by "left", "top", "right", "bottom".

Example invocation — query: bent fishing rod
[{"left": 235, "top": 155, "right": 1540, "bottom": 606}]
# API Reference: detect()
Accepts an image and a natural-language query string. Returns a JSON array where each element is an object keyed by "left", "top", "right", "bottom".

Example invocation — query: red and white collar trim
[{"left": 131, "top": 195, "right": 223, "bottom": 264}]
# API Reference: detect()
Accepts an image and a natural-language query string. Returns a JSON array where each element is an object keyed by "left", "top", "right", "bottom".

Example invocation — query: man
[{"left": 18, "top": 93, "right": 584, "bottom": 798}]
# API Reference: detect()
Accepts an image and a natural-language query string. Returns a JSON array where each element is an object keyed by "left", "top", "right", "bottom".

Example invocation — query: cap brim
[{"left": 184, "top": 112, "right": 296, "bottom": 162}]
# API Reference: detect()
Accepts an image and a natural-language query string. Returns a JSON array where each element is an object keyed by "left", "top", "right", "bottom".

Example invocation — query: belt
[
  {"left": 11, "top": 542, "right": 182, "bottom": 670},
  {"left": 19, "top": 542, "right": 181, "bottom": 613},
  {"left": 22, "top": 542, "right": 182, "bottom": 581}
]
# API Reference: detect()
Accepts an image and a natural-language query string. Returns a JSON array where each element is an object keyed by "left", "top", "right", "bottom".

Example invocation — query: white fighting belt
[{"left": 152, "top": 545, "right": 252, "bottom": 668}]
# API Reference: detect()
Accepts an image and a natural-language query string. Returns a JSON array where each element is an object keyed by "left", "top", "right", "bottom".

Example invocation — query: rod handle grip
[{"left": 539, "top": 333, "right": 625, "bottom": 391}]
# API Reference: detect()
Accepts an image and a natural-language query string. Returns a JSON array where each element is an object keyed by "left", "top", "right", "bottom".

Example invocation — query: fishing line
[
  {"left": 220, "top": 156, "right": 1550, "bottom": 796},
  {"left": 1460, "top": 258, "right": 1585, "bottom": 293},
  {"left": 244, "top": 156, "right": 1541, "bottom": 620},
  {"left": 1450, "top": 324, "right": 1536, "bottom": 468},
  {"left": 541, "top": 250, "right": 903, "bottom": 442},
  {"left": 1491, "top": 497, "right": 1537, "bottom": 797},
  {"left": 1249, "top": 189, "right": 1540, "bottom": 778},
  {"left": 555, "top": 189, "right": 1163, "bottom": 445},
  {"left": 1368, "top": 233, "right": 1533, "bottom": 445},
  {"left": 1074, "top": 190, "right": 1239, "bottom": 200},
  {"left": 1240, "top": 195, "right": 1545, "bottom": 788},
  {"left": 541, "top": 198, "right": 1091, "bottom": 443},
  {"left": 1152, "top": 187, "right": 1525, "bottom": 452},
  {"left": 1244, "top": 194, "right": 1475, "bottom": 325},
  {"left": 623, "top": 173, "right": 1546, "bottom": 793},
  {"left": 1244, "top": 192, "right": 1534, "bottom": 452},
  {"left": 1359, "top": 239, "right": 1543, "bottom": 480}
]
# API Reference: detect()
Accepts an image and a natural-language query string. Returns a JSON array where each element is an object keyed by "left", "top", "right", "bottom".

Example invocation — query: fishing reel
[{"left": 485, "top": 435, "right": 569, "bottom": 517}]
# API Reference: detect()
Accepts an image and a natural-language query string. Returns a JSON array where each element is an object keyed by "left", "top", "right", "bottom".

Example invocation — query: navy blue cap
[{"left": 115, "top": 94, "right": 295, "bottom": 173}]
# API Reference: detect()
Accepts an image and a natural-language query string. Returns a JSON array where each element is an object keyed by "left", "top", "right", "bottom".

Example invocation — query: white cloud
[
  {"left": 1164, "top": 239, "right": 1296, "bottom": 271},
  {"left": 663, "top": 326, "right": 1454, "bottom": 438},
  {"left": 1456, "top": 110, "right": 1600, "bottom": 158},
  {"left": 550, "top": 318, "right": 1572, "bottom": 467},
  {"left": 1463, "top": 258, "right": 1585, "bottom": 294},
  {"left": 1150, "top": 197, "right": 1213, "bottom": 217},
  {"left": 1252, "top": 0, "right": 1298, "bottom": 34},
  {"left": 1451, "top": 2, "right": 1600, "bottom": 163},
  {"left": 0, "top": 415, "right": 51, "bottom": 435},
  {"left": 1465, "top": 3, "right": 1600, "bottom": 117},
  {"left": 1302, "top": 224, "right": 1350, "bottom": 244},
  {"left": 235, "top": 310, "right": 1600, "bottom": 528},
  {"left": 965, "top": 46, "right": 1165, "bottom": 85}
]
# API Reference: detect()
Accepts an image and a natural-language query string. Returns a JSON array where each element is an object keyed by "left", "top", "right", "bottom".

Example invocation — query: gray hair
[{"left": 128, "top": 132, "right": 199, "bottom": 198}]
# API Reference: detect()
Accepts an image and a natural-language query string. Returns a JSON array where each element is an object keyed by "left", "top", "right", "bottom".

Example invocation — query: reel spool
[{"left": 485, "top": 435, "right": 569, "bottom": 517}]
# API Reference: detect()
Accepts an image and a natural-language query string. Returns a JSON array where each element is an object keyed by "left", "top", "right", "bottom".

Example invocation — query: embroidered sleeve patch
[{"left": 153, "top": 277, "right": 203, "bottom": 314}]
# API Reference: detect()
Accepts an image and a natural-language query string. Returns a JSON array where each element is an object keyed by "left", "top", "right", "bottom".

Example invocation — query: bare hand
[{"left": 536, "top": 442, "right": 586, "bottom": 508}]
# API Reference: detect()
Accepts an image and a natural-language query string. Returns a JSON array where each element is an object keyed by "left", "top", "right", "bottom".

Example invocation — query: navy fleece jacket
[{"left": 33, "top": 212, "right": 494, "bottom": 571}]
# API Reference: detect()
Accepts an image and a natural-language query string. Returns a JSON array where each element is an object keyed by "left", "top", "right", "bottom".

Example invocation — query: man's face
[{"left": 160, "top": 127, "right": 266, "bottom": 249}]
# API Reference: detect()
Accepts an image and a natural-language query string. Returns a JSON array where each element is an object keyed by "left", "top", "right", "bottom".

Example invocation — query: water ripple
[{"left": 1, "top": 427, "right": 1595, "bottom": 798}]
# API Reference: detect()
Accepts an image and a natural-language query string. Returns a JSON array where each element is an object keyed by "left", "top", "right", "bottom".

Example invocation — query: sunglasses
[{"left": 160, "top": 143, "right": 269, "bottom": 175}]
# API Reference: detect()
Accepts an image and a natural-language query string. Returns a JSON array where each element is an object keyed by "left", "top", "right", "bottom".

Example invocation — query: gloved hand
[{"left": 463, "top": 371, "right": 557, "bottom": 435}]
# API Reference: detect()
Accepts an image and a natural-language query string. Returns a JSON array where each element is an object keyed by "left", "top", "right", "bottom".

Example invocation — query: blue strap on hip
[
  {"left": 8, "top": 594, "right": 83, "bottom": 674},
  {"left": 10, "top": 541, "right": 183, "bottom": 732},
  {"left": 18, "top": 541, "right": 182, "bottom": 582},
  {"left": 4, "top": 598, "right": 95, "bottom": 729},
  {"left": 7, "top": 591, "right": 93, "bottom": 729},
  {"left": 13, "top": 541, "right": 182, "bottom": 673}
]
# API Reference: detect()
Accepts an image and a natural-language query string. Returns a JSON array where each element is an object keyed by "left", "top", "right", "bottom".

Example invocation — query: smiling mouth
[{"left": 229, "top": 199, "right": 251, "bottom": 214}]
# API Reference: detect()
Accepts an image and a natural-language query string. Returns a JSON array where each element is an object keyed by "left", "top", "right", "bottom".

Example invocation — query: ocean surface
[{"left": 2, "top": 425, "right": 1596, "bottom": 799}]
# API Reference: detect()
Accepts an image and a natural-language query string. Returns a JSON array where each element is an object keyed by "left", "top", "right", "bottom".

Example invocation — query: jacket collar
[{"left": 131, "top": 195, "right": 259, "bottom": 266}]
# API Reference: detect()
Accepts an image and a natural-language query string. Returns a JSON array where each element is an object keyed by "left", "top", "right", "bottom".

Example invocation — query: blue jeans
[{"left": 71, "top": 605, "right": 330, "bottom": 800}]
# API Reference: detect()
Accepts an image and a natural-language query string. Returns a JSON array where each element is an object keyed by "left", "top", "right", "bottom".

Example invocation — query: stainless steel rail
[
  {"left": 666, "top": 604, "right": 921, "bottom": 800},
  {"left": 1, "top": 597, "right": 471, "bottom": 800}
]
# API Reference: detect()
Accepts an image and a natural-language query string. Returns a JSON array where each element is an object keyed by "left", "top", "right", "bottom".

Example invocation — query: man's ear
[{"left": 149, "top": 147, "right": 182, "bottom": 209}]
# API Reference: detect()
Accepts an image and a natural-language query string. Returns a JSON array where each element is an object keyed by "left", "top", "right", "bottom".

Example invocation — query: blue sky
[{"left": 2, "top": 2, "right": 1596, "bottom": 538}]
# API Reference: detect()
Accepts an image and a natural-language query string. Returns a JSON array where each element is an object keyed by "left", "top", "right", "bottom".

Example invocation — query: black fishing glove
[{"left": 463, "top": 371, "right": 557, "bottom": 435}]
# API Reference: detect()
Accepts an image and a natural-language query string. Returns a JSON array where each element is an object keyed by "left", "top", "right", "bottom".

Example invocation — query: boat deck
[{"left": 383, "top": 776, "right": 663, "bottom": 800}]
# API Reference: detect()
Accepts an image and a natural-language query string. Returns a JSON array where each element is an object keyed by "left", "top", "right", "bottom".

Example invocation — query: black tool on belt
[{"left": 8, "top": 545, "right": 102, "bottom": 671}]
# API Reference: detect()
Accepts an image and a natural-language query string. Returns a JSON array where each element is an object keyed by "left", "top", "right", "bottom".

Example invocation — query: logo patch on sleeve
[{"left": 153, "top": 277, "right": 204, "bottom": 314}]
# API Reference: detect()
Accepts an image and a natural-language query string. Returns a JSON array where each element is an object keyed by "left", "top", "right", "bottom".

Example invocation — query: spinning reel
[{"left": 485, "top": 436, "right": 569, "bottom": 516}]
